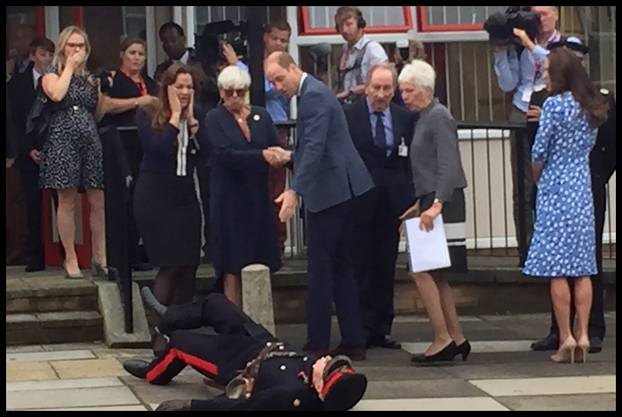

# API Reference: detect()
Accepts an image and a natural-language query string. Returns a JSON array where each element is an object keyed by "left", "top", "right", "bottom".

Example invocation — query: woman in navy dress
[
  {"left": 133, "top": 63, "right": 202, "bottom": 352},
  {"left": 203, "top": 65, "right": 287, "bottom": 306},
  {"left": 523, "top": 48, "right": 609, "bottom": 363}
]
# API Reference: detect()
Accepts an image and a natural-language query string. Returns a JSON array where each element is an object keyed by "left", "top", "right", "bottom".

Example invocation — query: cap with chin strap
[{"left": 319, "top": 355, "right": 368, "bottom": 411}]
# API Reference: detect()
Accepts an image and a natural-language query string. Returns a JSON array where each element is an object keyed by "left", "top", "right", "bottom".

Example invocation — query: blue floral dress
[{"left": 523, "top": 92, "right": 597, "bottom": 278}]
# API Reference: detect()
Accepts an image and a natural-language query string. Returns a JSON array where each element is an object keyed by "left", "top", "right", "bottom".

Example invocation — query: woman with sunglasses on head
[
  {"left": 133, "top": 63, "right": 202, "bottom": 354},
  {"left": 203, "top": 65, "right": 289, "bottom": 306}
]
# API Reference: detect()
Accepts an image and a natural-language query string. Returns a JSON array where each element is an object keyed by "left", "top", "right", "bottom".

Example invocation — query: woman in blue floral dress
[{"left": 523, "top": 48, "right": 609, "bottom": 364}]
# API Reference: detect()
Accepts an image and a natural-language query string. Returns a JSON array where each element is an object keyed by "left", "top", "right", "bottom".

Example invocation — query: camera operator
[{"left": 490, "top": 6, "right": 562, "bottom": 260}]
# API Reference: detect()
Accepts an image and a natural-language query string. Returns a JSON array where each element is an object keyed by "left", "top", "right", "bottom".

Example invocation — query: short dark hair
[
  {"left": 159, "top": 22, "right": 184, "bottom": 39},
  {"left": 264, "top": 19, "right": 291, "bottom": 35},
  {"left": 29, "top": 36, "right": 55, "bottom": 55}
]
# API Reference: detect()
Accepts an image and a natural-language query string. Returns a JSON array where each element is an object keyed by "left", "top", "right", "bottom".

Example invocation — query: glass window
[
  {"left": 419, "top": 6, "right": 506, "bottom": 31},
  {"left": 301, "top": 6, "right": 412, "bottom": 35}
]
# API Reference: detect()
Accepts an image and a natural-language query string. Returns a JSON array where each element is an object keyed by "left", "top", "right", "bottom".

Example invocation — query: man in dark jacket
[
  {"left": 344, "top": 63, "right": 416, "bottom": 350},
  {"left": 123, "top": 288, "right": 368, "bottom": 411},
  {"left": 6, "top": 36, "right": 55, "bottom": 272}
]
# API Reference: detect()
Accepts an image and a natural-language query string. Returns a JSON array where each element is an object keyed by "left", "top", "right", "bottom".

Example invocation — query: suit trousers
[
  {"left": 268, "top": 128, "right": 288, "bottom": 253},
  {"left": 548, "top": 176, "right": 607, "bottom": 339},
  {"left": 351, "top": 187, "right": 400, "bottom": 341},
  {"left": 18, "top": 157, "right": 44, "bottom": 266},
  {"left": 508, "top": 106, "right": 535, "bottom": 258},
  {"left": 305, "top": 199, "right": 365, "bottom": 350}
]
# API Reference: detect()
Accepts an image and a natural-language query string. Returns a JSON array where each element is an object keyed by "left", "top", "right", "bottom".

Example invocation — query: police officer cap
[
  {"left": 320, "top": 355, "right": 368, "bottom": 410},
  {"left": 549, "top": 36, "right": 590, "bottom": 57}
]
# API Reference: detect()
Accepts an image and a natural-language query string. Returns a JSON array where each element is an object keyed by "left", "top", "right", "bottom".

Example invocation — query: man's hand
[
  {"left": 268, "top": 146, "right": 291, "bottom": 164},
  {"left": 513, "top": 28, "right": 535, "bottom": 51},
  {"left": 222, "top": 43, "right": 238, "bottom": 66},
  {"left": 275, "top": 189, "right": 298, "bottom": 223},
  {"left": 29, "top": 149, "right": 42, "bottom": 164},
  {"left": 526, "top": 105, "right": 541, "bottom": 122}
]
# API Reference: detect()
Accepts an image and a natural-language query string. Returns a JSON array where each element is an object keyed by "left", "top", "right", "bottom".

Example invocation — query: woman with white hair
[
  {"left": 204, "top": 65, "right": 289, "bottom": 306},
  {"left": 398, "top": 59, "right": 470, "bottom": 364}
]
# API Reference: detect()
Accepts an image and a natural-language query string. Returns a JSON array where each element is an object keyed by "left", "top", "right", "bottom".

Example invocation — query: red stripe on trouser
[{"left": 146, "top": 348, "right": 218, "bottom": 383}]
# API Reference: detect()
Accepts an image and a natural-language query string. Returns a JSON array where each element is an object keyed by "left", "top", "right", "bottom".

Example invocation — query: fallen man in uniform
[{"left": 123, "top": 288, "right": 368, "bottom": 411}]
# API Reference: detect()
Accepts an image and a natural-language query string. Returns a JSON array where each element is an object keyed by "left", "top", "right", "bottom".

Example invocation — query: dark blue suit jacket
[{"left": 292, "top": 75, "right": 374, "bottom": 213}]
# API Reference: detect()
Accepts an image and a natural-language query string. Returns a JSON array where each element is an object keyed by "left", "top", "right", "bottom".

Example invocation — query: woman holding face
[
  {"left": 203, "top": 65, "right": 287, "bottom": 306},
  {"left": 133, "top": 63, "right": 202, "bottom": 352},
  {"left": 40, "top": 25, "right": 107, "bottom": 279}
]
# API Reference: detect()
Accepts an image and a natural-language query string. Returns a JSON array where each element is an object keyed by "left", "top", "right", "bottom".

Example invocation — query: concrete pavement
[{"left": 6, "top": 312, "right": 616, "bottom": 411}]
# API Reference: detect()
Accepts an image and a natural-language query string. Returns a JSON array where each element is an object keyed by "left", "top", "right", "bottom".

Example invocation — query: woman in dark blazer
[
  {"left": 203, "top": 65, "right": 287, "bottom": 306},
  {"left": 101, "top": 37, "right": 158, "bottom": 271},
  {"left": 133, "top": 63, "right": 201, "bottom": 352},
  {"left": 398, "top": 59, "right": 470, "bottom": 365}
]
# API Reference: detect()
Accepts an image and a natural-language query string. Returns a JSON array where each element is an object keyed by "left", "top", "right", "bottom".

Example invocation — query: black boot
[{"left": 123, "top": 359, "right": 151, "bottom": 379}]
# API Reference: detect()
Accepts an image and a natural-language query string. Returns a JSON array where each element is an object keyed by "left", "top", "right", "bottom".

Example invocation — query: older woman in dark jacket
[
  {"left": 398, "top": 59, "right": 470, "bottom": 365},
  {"left": 203, "top": 65, "right": 288, "bottom": 306}
]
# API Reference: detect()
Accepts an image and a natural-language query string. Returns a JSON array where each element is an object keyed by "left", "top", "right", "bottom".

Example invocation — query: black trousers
[
  {"left": 144, "top": 293, "right": 273, "bottom": 386},
  {"left": 18, "top": 156, "right": 44, "bottom": 267},
  {"left": 548, "top": 176, "right": 606, "bottom": 339},
  {"left": 351, "top": 187, "right": 400, "bottom": 341},
  {"left": 305, "top": 199, "right": 365, "bottom": 351}
]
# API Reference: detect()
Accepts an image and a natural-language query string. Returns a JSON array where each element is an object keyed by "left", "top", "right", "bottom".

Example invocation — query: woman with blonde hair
[{"left": 40, "top": 25, "right": 107, "bottom": 278}]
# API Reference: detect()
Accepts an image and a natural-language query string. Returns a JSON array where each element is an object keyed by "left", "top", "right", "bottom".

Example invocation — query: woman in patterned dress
[
  {"left": 40, "top": 26, "right": 107, "bottom": 279},
  {"left": 523, "top": 48, "right": 609, "bottom": 363}
]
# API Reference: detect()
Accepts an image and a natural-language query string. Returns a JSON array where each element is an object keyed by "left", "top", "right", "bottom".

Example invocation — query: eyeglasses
[
  {"left": 223, "top": 89, "right": 247, "bottom": 97},
  {"left": 66, "top": 42, "right": 86, "bottom": 49}
]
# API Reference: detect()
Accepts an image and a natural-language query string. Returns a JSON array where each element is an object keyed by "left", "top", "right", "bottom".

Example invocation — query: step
[{"left": 6, "top": 311, "right": 103, "bottom": 346}]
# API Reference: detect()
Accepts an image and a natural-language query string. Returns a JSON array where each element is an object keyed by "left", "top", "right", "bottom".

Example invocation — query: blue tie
[{"left": 374, "top": 111, "right": 386, "bottom": 150}]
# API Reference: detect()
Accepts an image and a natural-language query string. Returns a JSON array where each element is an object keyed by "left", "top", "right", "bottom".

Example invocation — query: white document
[{"left": 405, "top": 215, "right": 451, "bottom": 273}]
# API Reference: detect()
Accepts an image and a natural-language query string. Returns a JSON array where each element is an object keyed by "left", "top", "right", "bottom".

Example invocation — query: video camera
[
  {"left": 195, "top": 20, "right": 248, "bottom": 67},
  {"left": 484, "top": 6, "right": 541, "bottom": 48},
  {"left": 93, "top": 68, "right": 115, "bottom": 94}
]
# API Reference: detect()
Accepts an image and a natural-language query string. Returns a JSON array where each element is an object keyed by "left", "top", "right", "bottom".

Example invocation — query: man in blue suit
[{"left": 265, "top": 52, "right": 374, "bottom": 360}]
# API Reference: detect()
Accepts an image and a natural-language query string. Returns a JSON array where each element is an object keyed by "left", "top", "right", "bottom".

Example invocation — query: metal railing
[{"left": 274, "top": 120, "right": 617, "bottom": 264}]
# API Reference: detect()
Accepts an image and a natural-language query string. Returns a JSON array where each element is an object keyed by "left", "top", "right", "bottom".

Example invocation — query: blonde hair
[{"left": 53, "top": 25, "right": 92, "bottom": 80}]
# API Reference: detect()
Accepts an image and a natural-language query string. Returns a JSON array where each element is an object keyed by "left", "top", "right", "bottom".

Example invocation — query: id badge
[{"left": 398, "top": 138, "right": 408, "bottom": 157}]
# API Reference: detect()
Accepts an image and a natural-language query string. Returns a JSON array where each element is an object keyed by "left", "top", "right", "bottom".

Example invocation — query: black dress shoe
[
  {"left": 132, "top": 262, "right": 153, "bottom": 272},
  {"left": 411, "top": 341, "right": 457, "bottom": 365},
  {"left": 329, "top": 345, "right": 367, "bottom": 361},
  {"left": 367, "top": 335, "right": 401, "bottom": 350},
  {"left": 25, "top": 264, "right": 45, "bottom": 272},
  {"left": 530, "top": 333, "right": 558, "bottom": 351},
  {"left": 156, "top": 399, "right": 192, "bottom": 411},
  {"left": 589, "top": 336, "right": 603, "bottom": 354},
  {"left": 123, "top": 359, "right": 151, "bottom": 379},
  {"left": 454, "top": 340, "right": 471, "bottom": 361}
]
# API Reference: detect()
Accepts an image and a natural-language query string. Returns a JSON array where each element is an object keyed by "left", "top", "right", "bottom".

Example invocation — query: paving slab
[
  {"left": 7, "top": 377, "right": 122, "bottom": 392},
  {"left": 27, "top": 405, "right": 148, "bottom": 411},
  {"left": 470, "top": 375, "right": 616, "bottom": 397},
  {"left": 129, "top": 381, "right": 216, "bottom": 406},
  {"left": 7, "top": 386, "right": 140, "bottom": 409},
  {"left": 495, "top": 393, "right": 616, "bottom": 411},
  {"left": 364, "top": 379, "right": 488, "bottom": 399},
  {"left": 5, "top": 345, "right": 45, "bottom": 353},
  {"left": 50, "top": 358, "right": 125, "bottom": 379},
  {"left": 6, "top": 361, "right": 58, "bottom": 382},
  {"left": 6, "top": 350, "right": 95, "bottom": 362},
  {"left": 353, "top": 397, "right": 509, "bottom": 411},
  {"left": 402, "top": 340, "right": 534, "bottom": 355}
]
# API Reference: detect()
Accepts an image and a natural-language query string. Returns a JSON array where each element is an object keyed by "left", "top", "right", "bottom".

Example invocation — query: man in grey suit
[{"left": 265, "top": 52, "right": 374, "bottom": 360}]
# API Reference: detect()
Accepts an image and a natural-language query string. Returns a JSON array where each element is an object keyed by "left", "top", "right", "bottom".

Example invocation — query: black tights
[{"left": 152, "top": 265, "right": 198, "bottom": 355}]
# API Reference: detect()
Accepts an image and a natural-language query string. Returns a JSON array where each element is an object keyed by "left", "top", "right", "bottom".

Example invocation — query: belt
[{"left": 225, "top": 341, "right": 286, "bottom": 399}]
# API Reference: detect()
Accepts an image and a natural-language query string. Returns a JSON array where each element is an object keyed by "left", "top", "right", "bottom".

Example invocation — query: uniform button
[
  {"left": 280, "top": 365, "right": 286, "bottom": 371},
  {"left": 279, "top": 345, "right": 285, "bottom": 350},
  {"left": 73, "top": 105, "right": 79, "bottom": 111},
  {"left": 266, "top": 342, "right": 272, "bottom": 347},
  {"left": 293, "top": 399, "right": 301, "bottom": 407},
  {"left": 303, "top": 356, "right": 308, "bottom": 361}
]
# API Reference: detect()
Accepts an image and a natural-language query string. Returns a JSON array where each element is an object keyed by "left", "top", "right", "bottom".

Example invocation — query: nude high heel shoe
[
  {"left": 575, "top": 337, "right": 590, "bottom": 364},
  {"left": 550, "top": 337, "right": 577, "bottom": 364}
]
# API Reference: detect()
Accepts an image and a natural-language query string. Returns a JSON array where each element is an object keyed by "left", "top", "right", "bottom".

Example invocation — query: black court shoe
[
  {"left": 454, "top": 340, "right": 471, "bottom": 361},
  {"left": 411, "top": 341, "right": 457, "bottom": 365}
]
